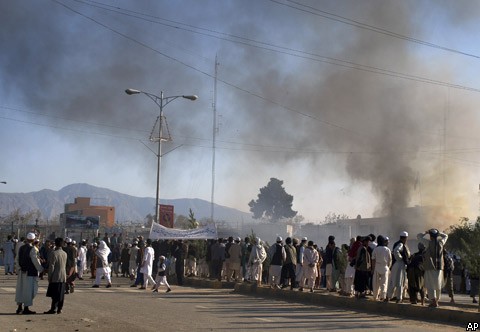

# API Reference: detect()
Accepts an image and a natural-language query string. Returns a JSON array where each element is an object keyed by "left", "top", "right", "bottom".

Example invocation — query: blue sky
[{"left": 1, "top": 0, "right": 480, "bottom": 223}]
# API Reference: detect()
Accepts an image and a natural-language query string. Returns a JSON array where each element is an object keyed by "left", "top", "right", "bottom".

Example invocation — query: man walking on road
[
  {"left": 44, "top": 237, "right": 67, "bottom": 314},
  {"left": 141, "top": 239, "right": 156, "bottom": 290}
]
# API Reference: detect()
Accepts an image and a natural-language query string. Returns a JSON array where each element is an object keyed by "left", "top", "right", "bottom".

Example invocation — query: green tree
[
  {"left": 248, "top": 178, "right": 297, "bottom": 222},
  {"left": 446, "top": 217, "right": 480, "bottom": 277}
]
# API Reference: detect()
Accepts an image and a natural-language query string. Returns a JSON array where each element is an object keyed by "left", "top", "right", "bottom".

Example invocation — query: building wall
[{"left": 64, "top": 197, "right": 115, "bottom": 228}]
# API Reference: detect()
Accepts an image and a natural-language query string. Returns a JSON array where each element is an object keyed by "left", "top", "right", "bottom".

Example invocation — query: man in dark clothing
[
  {"left": 281, "top": 237, "right": 297, "bottom": 290},
  {"left": 173, "top": 240, "right": 188, "bottom": 285},
  {"left": 268, "top": 236, "right": 286, "bottom": 289},
  {"left": 211, "top": 238, "right": 226, "bottom": 281},
  {"left": 64, "top": 238, "right": 77, "bottom": 294},
  {"left": 44, "top": 238, "right": 67, "bottom": 314},
  {"left": 120, "top": 243, "right": 130, "bottom": 277},
  {"left": 241, "top": 237, "right": 251, "bottom": 282},
  {"left": 407, "top": 242, "right": 426, "bottom": 305}
]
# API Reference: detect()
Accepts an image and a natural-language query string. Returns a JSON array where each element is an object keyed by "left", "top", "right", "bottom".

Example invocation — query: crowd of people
[
  {"left": 2, "top": 227, "right": 479, "bottom": 315},
  {"left": 196, "top": 230, "right": 478, "bottom": 308}
]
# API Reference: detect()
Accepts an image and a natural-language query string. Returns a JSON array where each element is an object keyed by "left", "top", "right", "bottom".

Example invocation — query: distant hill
[{"left": 0, "top": 183, "right": 252, "bottom": 223}]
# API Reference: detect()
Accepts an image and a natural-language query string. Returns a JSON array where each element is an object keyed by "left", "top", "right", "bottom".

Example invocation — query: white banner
[{"left": 149, "top": 222, "right": 218, "bottom": 240}]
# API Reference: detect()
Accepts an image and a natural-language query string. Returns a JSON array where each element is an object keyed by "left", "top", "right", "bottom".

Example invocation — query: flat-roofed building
[{"left": 63, "top": 197, "right": 115, "bottom": 228}]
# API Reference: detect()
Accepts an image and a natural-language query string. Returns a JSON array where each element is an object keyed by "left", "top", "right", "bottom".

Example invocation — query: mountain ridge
[{"left": 0, "top": 183, "right": 252, "bottom": 223}]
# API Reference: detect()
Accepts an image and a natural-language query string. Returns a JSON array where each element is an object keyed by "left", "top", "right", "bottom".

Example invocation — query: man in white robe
[
  {"left": 387, "top": 231, "right": 410, "bottom": 303},
  {"left": 301, "top": 241, "right": 319, "bottom": 292},
  {"left": 92, "top": 240, "right": 112, "bottom": 288},
  {"left": 77, "top": 240, "right": 87, "bottom": 280},
  {"left": 140, "top": 239, "right": 156, "bottom": 290},
  {"left": 249, "top": 237, "right": 267, "bottom": 285},
  {"left": 3, "top": 235, "right": 15, "bottom": 275},
  {"left": 371, "top": 235, "right": 392, "bottom": 301}
]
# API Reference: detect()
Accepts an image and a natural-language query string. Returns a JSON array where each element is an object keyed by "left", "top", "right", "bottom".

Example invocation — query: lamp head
[
  {"left": 182, "top": 95, "right": 198, "bottom": 101},
  {"left": 125, "top": 88, "right": 141, "bottom": 95}
]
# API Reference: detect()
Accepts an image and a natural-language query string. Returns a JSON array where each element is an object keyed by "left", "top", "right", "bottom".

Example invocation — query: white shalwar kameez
[
  {"left": 15, "top": 244, "right": 43, "bottom": 307},
  {"left": 387, "top": 242, "right": 407, "bottom": 301},
  {"left": 77, "top": 245, "right": 87, "bottom": 279},
  {"left": 302, "top": 247, "right": 319, "bottom": 290},
  {"left": 417, "top": 232, "right": 448, "bottom": 302},
  {"left": 372, "top": 245, "right": 392, "bottom": 300},
  {"left": 141, "top": 246, "right": 156, "bottom": 288},
  {"left": 94, "top": 241, "right": 112, "bottom": 286},
  {"left": 248, "top": 241, "right": 267, "bottom": 283}
]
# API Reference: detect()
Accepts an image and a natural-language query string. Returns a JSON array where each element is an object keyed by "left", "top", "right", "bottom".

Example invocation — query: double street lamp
[{"left": 125, "top": 88, "right": 198, "bottom": 223}]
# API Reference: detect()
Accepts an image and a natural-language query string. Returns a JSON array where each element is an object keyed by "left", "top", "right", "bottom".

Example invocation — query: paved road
[{"left": 0, "top": 271, "right": 468, "bottom": 332}]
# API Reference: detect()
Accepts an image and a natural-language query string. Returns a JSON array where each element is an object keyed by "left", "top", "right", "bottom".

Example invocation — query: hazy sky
[{"left": 1, "top": 0, "right": 480, "bottom": 222}]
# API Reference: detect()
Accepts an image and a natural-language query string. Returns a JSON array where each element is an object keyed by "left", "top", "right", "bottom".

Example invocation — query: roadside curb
[{"left": 184, "top": 278, "right": 479, "bottom": 326}]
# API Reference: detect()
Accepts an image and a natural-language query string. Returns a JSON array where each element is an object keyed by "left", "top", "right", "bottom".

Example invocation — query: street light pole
[{"left": 125, "top": 88, "right": 198, "bottom": 223}]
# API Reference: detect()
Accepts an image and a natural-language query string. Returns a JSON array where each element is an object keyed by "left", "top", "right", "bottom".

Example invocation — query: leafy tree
[
  {"left": 248, "top": 178, "right": 297, "bottom": 222},
  {"left": 446, "top": 217, "right": 480, "bottom": 277}
]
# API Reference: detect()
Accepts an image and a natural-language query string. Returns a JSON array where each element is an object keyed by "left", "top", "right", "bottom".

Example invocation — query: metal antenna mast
[{"left": 211, "top": 55, "right": 219, "bottom": 222}]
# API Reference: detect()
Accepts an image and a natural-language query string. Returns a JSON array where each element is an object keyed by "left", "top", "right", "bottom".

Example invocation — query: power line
[
  {"left": 2, "top": 111, "right": 480, "bottom": 160},
  {"left": 59, "top": 1, "right": 480, "bottom": 98},
  {"left": 270, "top": 0, "right": 480, "bottom": 60},
  {"left": 0, "top": 105, "right": 150, "bottom": 135}
]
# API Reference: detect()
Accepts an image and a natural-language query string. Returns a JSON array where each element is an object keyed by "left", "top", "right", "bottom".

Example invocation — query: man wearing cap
[
  {"left": 371, "top": 235, "right": 392, "bottom": 301},
  {"left": 44, "top": 237, "right": 67, "bottom": 314},
  {"left": 417, "top": 228, "right": 448, "bottom": 307},
  {"left": 300, "top": 240, "right": 319, "bottom": 292},
  {"left": 152, "top": 255, "right": 171, "bottom": 293},
  {"left": 268, "top": 236, "right": 286, "bottom": 289},
  {"left": 129, "top": 241, "right": 139, "bottom": 280},
  {"left": 386, "top": 231, "right": 410, "bottom": 303},
  {"left": 77, "top": 240, "right": 87, "bottom": 280},
  {"left": 64, "top": 238, "right": 77, "bottom": 294},
  {"left": 407, "top": 242, "right": 426, "bottom": 305},
  {"left": 15, "top": 232, "right": 43, "bottom": 314}
]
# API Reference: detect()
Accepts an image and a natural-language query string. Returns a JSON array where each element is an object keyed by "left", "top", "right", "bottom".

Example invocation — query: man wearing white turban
[
  {"left": 15, "top": 232, "right": 43, "bottom": 314},
  {"left": 92, "top": 241, "right": 112, "bottom": 288},
  {"left": 386, "top": 231, "right": 410, "bottom": 303}
]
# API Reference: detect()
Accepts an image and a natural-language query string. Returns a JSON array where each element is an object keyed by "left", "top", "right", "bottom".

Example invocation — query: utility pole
[{"left": 211, "top": 55, "right": 219, "bottom": 223}]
